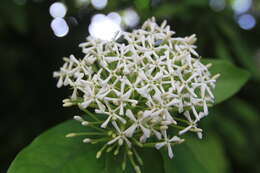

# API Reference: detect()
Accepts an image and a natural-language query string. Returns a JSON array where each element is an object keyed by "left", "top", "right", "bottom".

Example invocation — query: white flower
[
  {"left": 178, "top": 114, "right": 203, "bottom": 139},
  {"left": 107, "top": 121, "right": 132, "bottom": 147},
  {"left": 124, "top": 110, "right": 151, "bottom": 138},
  {"left": 53, "top": 58, "right": 73, "bottom": 88},
  {"left": 79, "top": 86, "right": 107, "bottom": 111},
  {"left": 155, "top": 130, "right": 184, "bottom": 159},
  {"left": 104, "top": 81, "right": 137, "bottom": 115},
  {"left": 96, "top": 103, "right": 126, "bottom": 128},
  {"left": 54, "top": 17, "right": 219, "bottom": 163}
]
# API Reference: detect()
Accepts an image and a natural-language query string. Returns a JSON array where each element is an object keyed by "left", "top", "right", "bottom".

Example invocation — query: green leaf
[
  {"left": 161, "top": 134, "right": 230, "bottom": 173},
  {"left": 8, "top": 120, "right": 106, "bottom": 173},
  {"left": 105, "top": 147, "right": 165, "bottom": 173},
  {"left": 8, "top": 120, "right": 165, "bottom": 173},
  {"left": 202, "top": 59, "right": 250, "bottom": 104},
  {"left": 140, "top": 148, "right": 165, "bottom": 173}
]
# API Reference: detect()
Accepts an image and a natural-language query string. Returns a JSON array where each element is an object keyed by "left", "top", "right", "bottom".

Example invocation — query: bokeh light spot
[
  {"left": 232, "top": 0, "right": 252, "bottom": 14},
  {"left": 237, "top": 14, "right": 256, "bottom": 30},
  {"left": 91, "top": 0, "right": 108, "bottom": 10},
  {"left": 49, "top": 2, "right": 67, "bottom": 18},
  {"left": 51, "top": 18, "right": 69, "bottom": 37},
  {"left": 122, "top": 9, "right": 140, "bottom": 28},
  {"left": 107, "top": 12, "right": 121, "bottom": 25},
  {"left": 89, "top": 14, "right": 121, "bottom": 41}
]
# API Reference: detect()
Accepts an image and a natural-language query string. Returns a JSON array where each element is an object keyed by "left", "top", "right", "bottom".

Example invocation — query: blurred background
[{"left": 1, "top": 0, "right": 260, "bottom": 172}]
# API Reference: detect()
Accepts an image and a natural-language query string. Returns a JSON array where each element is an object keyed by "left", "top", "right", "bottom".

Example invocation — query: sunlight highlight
[
  {"left": 88, "top": 14, "right": 121, "bottom": 41},
  {"left": 51, "top": 18, "right": 69, "bottom": 37},
  {"left": 49, "top": 2, "right": 67, "bottom": 18},
  {"left": 91, "top": 0, "right": 108, "bottom": 10},
  {"left": 238, "top": 14, "right": 256, "bottom": 30},
  {"left": 232, "top": 0, "right": 252, "bottom": 14},
  {"left": 122, "top": 9, "right": 140, "bottom": 28}
]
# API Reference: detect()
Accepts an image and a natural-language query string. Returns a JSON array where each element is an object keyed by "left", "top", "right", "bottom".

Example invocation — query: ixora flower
[{"left": 54, "top": 17, "right": 219, "bottom": 172}]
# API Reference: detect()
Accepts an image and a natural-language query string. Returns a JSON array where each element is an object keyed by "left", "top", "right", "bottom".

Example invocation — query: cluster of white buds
[{"left": 54, "top": 17, "right": 219, "bottom": 172}]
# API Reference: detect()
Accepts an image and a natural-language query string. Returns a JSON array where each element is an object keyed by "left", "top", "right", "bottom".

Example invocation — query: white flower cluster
[{"left": 54, "top": 17, "right": 219, "bottom": 163}]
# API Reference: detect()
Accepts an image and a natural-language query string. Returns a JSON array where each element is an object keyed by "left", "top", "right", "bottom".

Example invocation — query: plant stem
[
  {"left": 80, "top": 108, "right": 101, "bottom": 122},
  {"left": 68, "top": 132, "right": 106, "bottom": 137},
  {"left": 170, "top": 124, "right": 187, "bottom": 130},
  {"left": 172, "top": 116, "right": 190, "bottom": 124}
]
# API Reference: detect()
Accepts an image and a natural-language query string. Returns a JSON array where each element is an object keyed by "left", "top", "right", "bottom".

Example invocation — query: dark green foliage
[
  {"left": 7, "top": 59, "right": 249, "bottom": 172},
  {"left": 1, "top": 0, "right": 260, "bottom": 172},
  {"left": 8, "top": 120, "right": 165, "bottom": 173},
  {"left": 202, "top": 59, "right": 250, "bottom": 104},
  {"left": 161, "top": 134, "right": 230, "bottom": 173}
]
